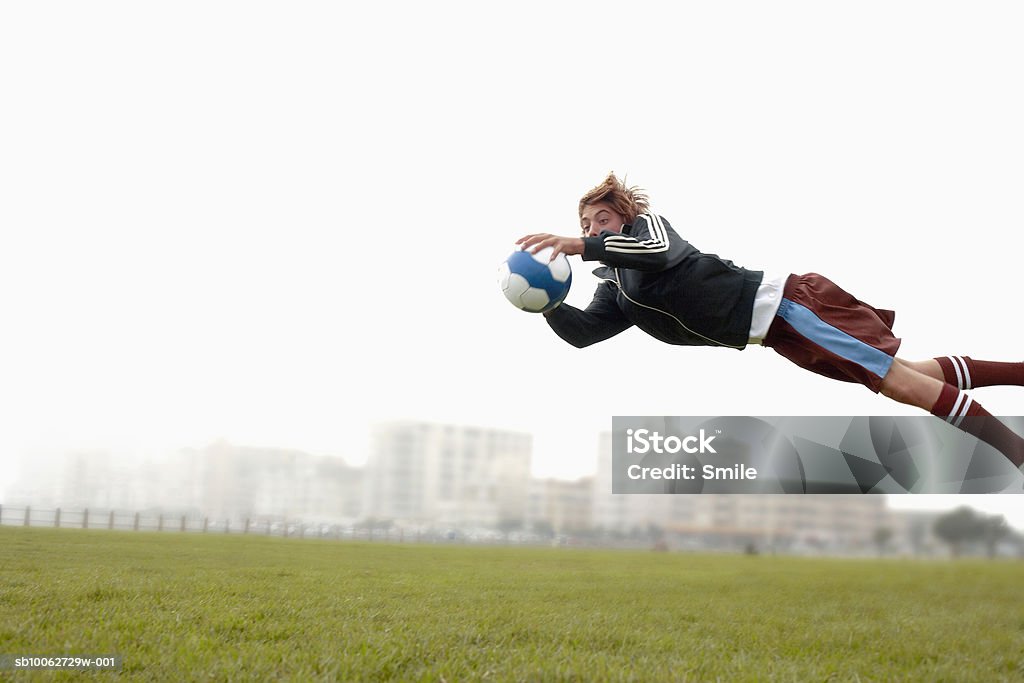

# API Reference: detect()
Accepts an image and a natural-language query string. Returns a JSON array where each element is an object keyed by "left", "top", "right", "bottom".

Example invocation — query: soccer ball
[{"left": 497, "top": 247, "right": 572, "bottom": 313}]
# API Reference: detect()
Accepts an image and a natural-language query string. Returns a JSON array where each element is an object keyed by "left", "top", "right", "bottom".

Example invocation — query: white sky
[{"left": 1, "top": 2, "right": 1022, "bottom": 524}]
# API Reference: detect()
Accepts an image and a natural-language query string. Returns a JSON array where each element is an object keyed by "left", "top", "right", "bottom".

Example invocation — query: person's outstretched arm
[{"left": 543, "top": 281, "right": 632, "bottom": 348}]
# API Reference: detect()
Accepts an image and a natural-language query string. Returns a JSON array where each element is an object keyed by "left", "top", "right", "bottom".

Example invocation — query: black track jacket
[{"left": 544, "top": 213, "right": 763, "bottom": 350}]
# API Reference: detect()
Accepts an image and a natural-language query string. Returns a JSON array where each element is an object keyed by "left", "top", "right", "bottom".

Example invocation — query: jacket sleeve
[
  {"left": 543, "top": 281, "right": 633, "bottom": 348},
  {"left": 580, "top": 213, "right": 687, "bottom": 272}
]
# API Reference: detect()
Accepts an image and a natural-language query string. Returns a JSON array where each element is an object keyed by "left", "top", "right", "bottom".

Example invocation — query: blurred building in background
[
  {"left": 526, "top": 476, "right": 593, "bottom": 535},
  {"left": 363, "top": 421, "right": 532, "bottom": 529},
  {"left": 2, "top": 421, "right": 1015, "bottom": 556},
  {"left": 591, "top": 430, "right": 907, "bottom": 553},
  {"left": 591, "top": 431, "right": 670, "bottom": 536},
  {"left": 6, "top": 442, "right": 363, "bottom": 524},
  {"left": 180, "top": 442, "right": 363, "bottom": 523}
]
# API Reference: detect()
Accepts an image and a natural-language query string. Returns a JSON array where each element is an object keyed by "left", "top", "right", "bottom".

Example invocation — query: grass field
[{"left": 1, "top": 528, "right": 1023, "bottom": 681}]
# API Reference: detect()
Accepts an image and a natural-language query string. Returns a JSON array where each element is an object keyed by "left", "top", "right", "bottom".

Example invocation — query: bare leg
[
  {"left": 897, "top": 358, "right": 943, "bottom": 382},
  {"left": 878, "top": 358, "right": 944, "bottom": 410},
  {"left": 893, "top": 357, "right": 1024, "bottom": 389},
  {"left": 881, "top": 359, "right": 1024, "bottom": 467}
]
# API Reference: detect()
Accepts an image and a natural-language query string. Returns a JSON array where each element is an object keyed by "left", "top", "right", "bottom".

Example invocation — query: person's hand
[{"left": 515, "top": 233, "right": 585, "bottom": 261}]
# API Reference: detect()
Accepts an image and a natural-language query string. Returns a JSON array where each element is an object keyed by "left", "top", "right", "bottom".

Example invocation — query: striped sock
[
  {"left": 930, "top": 384, "right": 1024, "bottom": 467},
  {"left": 935, "top": 356, "right": 1024, "bottom": 389}
]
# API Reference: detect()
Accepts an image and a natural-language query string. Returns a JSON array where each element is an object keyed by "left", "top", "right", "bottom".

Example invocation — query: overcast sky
[{"left": 2, "top": 2, "right": 1022, "bottom": 524}]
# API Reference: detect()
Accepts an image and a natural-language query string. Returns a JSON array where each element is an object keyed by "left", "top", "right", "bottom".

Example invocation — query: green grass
[{"left": 1, "top": 528, "right": 1023, "bottom": 681}]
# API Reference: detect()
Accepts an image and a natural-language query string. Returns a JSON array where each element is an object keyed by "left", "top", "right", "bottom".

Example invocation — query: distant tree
[
  {"left": 980, "top": 515, "right": 1009, "bottom": 559},
  {"left": 933, "top": 507, "right": 982, "bottom": 558},
  {"left": 1006, "top": 529, "right": 1024, "bottom": 559},
  {"left": 873, "top": 526, "right": 894, "bottom": 557}
]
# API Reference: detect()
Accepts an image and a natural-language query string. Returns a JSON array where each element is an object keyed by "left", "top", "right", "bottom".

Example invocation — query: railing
[
  {"left": 0, "top": 504, "right": 548, "bottom": 545},
  {"left": 0, "top": 504, "right": 428, "bottom": 542}
]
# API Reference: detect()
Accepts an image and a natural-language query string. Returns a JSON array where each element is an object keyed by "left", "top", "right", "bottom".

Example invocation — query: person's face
[{"left": 580, "top": 202, "right": 627, "bottom": 237}]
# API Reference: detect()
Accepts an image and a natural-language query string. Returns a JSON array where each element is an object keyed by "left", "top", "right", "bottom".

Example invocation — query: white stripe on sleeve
[{"left": 603, "top": 214, "right": 670, "bottom": 255}]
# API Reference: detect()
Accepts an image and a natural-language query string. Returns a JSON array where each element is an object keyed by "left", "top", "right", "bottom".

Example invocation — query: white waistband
[{"left": 748, "top": 272, "right": 787, "bottom": 345}]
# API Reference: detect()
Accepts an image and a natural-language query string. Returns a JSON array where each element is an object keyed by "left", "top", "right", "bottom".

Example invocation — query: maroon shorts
[{"left": 762, "top": 273, "right": 902, "bottom": 392}]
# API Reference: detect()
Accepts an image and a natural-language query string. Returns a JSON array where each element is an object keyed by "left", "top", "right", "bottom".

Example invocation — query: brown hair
[{"left": 578, "top": 173, "right": 650, "bottom": 228}]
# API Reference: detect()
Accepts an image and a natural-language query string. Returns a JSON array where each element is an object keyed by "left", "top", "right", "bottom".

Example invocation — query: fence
[
  {"left": 0, "top": 504, "right": 574, "bottom": 546},
  {"left": 9, "top": 504, "right": 966, "bottom": 555},
  {"left": 0, "top": 504, "right": 452, "bottom": 543}
]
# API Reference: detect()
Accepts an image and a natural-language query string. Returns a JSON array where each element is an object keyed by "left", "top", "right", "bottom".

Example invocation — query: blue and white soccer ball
[{"left": 497, "top": 246, "right": 572, "bottom": 313}]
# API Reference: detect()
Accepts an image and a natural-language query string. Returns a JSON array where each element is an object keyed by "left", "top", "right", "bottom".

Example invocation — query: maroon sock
[
  {"left": 930, "top": 384, "right": 1024, "bottom": 467},
  {"left": 935, "top": 356, "right": 1024, "bottom": 390}
]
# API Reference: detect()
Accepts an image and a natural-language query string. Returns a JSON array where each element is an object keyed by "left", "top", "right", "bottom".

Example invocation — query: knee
[
  {"left": 898, "top": 357, "right": 944, "bottom": 382},
  {"left": 879, "top": 363, "right": 942, "bottom": 410},
  {"left": 879, "top": 375, "right": 907, "bottom": 403},
  {"left": 879, "top": 361, "right": 918, "bottom": 404}
]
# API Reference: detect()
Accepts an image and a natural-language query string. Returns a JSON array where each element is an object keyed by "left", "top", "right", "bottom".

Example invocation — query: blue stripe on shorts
[{"left": 777, "top": 298, "right": 895, "bottom": 378}]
